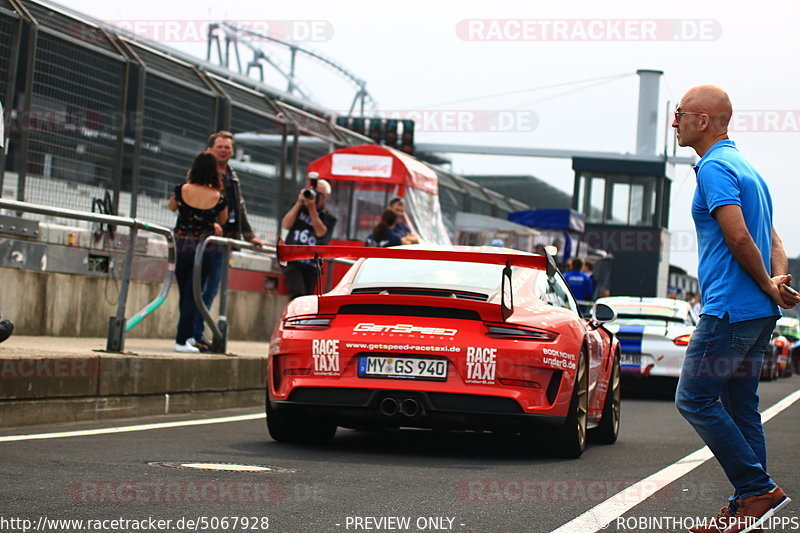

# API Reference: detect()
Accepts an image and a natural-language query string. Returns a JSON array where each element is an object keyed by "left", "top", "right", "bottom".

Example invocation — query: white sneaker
[{"left": 174, "top": 342, "right": 200, "bottom": 353}]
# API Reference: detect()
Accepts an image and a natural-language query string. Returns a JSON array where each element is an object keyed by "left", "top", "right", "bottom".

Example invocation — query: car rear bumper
[
  {"left": 620, "top": 351, "right": 683, "bottom": 378},
  {"left": 270, "top": 387, "right": 565, "bottom": 431}
]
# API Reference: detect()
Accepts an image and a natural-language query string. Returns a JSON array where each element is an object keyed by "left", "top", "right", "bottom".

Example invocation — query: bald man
[{"left": 673, "top": 85, "right": 799, "bottom": 533}]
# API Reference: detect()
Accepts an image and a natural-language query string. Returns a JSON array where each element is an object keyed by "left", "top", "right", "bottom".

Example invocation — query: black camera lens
[{"left": 302, "top": 188, "right": 316, "bottom": 200}]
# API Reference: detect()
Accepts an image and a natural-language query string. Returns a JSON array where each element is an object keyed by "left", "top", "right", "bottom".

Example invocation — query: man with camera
[{"left": 281, "top": 173, "right": 336, "bottom": 299}]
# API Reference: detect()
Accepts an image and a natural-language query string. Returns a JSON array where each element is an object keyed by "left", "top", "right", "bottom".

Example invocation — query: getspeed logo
[{"left": 353, "top": 323, "right": 458, "bottom": 336}]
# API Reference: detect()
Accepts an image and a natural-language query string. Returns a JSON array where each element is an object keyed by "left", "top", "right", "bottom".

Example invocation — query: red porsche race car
[{"left": 267, "top": 244, "right": 621, "bottom": 458}]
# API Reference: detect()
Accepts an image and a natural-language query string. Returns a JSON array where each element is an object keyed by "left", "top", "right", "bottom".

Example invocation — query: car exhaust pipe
[
  {"left": 379, "top": 397, "right": 399, "bottom": 416},
  {"left": 400, "top": 398, "right": 420, "bottom": 417}
]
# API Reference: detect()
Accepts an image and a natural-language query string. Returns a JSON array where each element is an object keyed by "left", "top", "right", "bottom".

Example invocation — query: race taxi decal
[
  {"left": 541, "top": 348, "right": 577, "bottom": 370},
  {"left": 353, "top": 323, "right": 457, "bottom": 338},
  {"left": 465, "top": 347, "right": 497, "bottom": 384},
  {"left": 312, "top": 339, "right": 340, "bottom": 375}
]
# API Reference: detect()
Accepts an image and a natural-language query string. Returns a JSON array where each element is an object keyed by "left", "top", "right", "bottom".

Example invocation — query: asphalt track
[{"left": 1, "top": 377, "right": 799, "bottom": 533}]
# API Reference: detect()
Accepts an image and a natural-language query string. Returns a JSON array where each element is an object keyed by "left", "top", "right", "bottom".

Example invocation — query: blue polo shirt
[{"left": 692, "top": 139, "right": 779, "bottom": 322}]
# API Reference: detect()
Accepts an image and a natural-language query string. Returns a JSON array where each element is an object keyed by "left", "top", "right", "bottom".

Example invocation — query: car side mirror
[{"left": 591, "top": 303, "right": 617, "bottom": 324}]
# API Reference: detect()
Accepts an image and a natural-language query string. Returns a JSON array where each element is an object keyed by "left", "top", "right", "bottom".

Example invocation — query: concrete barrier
[
  {"left": 0, "top": 337, "right": 270, "bottom": 428},
  {"left": 0, "top": 267, "right": 288, "bottom": 340}
]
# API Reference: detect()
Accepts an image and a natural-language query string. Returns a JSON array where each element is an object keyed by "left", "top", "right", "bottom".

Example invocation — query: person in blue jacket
[{"left": 563, "top": 257, "right": 594, "bottom": 302}]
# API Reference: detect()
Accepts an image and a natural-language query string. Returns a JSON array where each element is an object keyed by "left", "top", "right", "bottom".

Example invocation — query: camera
[{"left": 302, "top": 172, "right": 319, "bottom": 200}]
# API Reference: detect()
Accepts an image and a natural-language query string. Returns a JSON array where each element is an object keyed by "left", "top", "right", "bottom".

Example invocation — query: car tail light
[
  {"left": 283, "top": 315, "right": 334, "bottom": 330},
  {"left": 673, "top": 334, "right": 692, "bottom": 346},
  {"left": 484, "top": 323, "right": 558, "bottom": 341},
  {"left": 499, "top": 378, "right": 541, "bottom": 389},
  {"left": 284, "top": 368, "right": 311, "bottom": 376}
]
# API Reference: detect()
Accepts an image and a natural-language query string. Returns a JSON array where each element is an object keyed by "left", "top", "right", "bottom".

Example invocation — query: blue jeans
[
  {"left": 174, "top": 238, "right": 218, "bottom": 345},
  {"left": 193, "top": 250, "right": 224, "bottom": 340},
  {"left": 676, "top": 313, "right": 778, "bottom": 500}
]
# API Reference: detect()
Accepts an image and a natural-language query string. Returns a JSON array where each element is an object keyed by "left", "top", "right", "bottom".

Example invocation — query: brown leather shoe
[
  {"left": 722, "top": 487, "right": 790, "bottom": 533},
  {"left": 690, "top": 505, "right": 733, "bottom": 533}
]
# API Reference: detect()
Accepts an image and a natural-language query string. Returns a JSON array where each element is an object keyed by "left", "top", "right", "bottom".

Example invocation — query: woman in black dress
[{"left": 168, "top": 153, "right": 227, "bottom": 353}]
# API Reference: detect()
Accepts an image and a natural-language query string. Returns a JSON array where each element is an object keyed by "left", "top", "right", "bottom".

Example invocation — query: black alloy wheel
[{"left": 590, "top": 348, "right": 621, "bottom": 444}]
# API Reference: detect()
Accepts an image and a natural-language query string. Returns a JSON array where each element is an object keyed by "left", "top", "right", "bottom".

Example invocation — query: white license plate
[
  {"left": 621, "top": 353, "right": 642, "bottom": 366},
  {"left": 358, "top": 356, "right": 447, "bottom": 381}
]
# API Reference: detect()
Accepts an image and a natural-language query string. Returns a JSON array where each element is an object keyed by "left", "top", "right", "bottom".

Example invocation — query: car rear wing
[
  {"left": 277, "top": 242, "right": 550, "bottom": 271},
  {"left": 277, "top": 242, "right": 557, "bottom": 321}
]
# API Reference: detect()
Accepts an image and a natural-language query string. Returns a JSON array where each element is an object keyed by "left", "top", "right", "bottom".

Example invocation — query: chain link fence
[{"left": 0, "top": 0, "right": 529, "bottom": 246}]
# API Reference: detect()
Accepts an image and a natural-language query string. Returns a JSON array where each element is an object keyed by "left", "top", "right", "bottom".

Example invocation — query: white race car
[{"left": 596, "top": 297, "right": 698, "bottom": 379}]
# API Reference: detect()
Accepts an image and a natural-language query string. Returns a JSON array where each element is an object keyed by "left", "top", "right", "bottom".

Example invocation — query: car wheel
[
  {"left": 761, "top": 352, "right": 778, "bottom": 381},
  {"left": 266, "top": 400, "right": 337, "bottom": 444},
  {"left": 780, "top": 355, "right": 793, "bottom": 378},
  {"left": 547, "top": 348, "right": 589, "bottom": 458},
  {"left": 590, "top": 348, "right": 621, "bottom": 445},
  {"left": 768, "top": 353, "right": 779, "bottom": 381}
]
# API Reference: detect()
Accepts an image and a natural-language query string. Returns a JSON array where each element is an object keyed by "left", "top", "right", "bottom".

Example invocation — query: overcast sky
[{"left": 55, "top": 0, "right": 800, "bottom": 275}]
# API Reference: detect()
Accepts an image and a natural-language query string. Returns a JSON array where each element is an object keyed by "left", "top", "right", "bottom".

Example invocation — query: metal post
[
  {"left": 109, "top": 61, "right": 130, "bottom": 216},
  {"left": 291, "top": 128, "right": 300, "bottom": 189},
  {"left": 214, "top": 243, "right": 232, "bottom": 353},
  {"left": 105, "top": 62, "right": 146, "bottom": 350},
  {"left": 192, "top": 236, "right": 267, "bottom": 354},
  {"left": 129, "top": 64, "right": 146, "bottom": 218},
  {"left": 15, "top": 23, "right": 37, "bottom": 207},
  {"left": 205, "top": 23, "right": 214, "bottom": 62},
  {"left": 224, "top": 35, "right": 230, "bottom": 70},
  {"left": 276, "top": 122, "right": 289, "bottom": 240},
  {"left": 106, "top": 226, "right": 137, "bottom": 352},
  {"left": 288, "top": 47, "right": 297, "bottom": 94},
  {"left": 233, "top": 38, "right": 242, "bottom": 76},
  {"left": 0, "top": 17, "right": 24, "bottom": 189},
  {"left": 635, "top": 69, "right": 663, "bottom": 156}
]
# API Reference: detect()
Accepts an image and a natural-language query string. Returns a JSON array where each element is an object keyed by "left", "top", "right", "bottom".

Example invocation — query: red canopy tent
[{"left": 306, "top": 144, "right": 451, "bottom": 245}]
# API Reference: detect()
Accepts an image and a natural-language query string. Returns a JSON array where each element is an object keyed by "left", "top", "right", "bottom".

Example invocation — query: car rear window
[{"left": 353, "top": 258, "right": 514, "bottom": 293}]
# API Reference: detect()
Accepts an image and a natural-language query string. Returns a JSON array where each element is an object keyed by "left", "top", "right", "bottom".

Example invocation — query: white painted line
[
  {"left": 551, "top": 387, "right": 800, "bottom": 533},
  {"left": 180, "top": 463, "right": 273, "bottom": 472},
  {"left": 0, "top": 412, "right": 265, "bottom": 442}
]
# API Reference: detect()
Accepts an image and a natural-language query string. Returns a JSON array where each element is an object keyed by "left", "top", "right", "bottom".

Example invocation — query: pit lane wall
[
  {"left": 0, "top": 266, "right": 287, "bottom": 339},
  {"left": 0, "top": 346, "right": 268, "bottom": 428},
  {"left": 0, "top": 225, "right": 289, "bottom": 339}
]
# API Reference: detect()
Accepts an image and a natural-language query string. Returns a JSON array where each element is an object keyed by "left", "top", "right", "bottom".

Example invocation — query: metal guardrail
[
  {"left": 192, "top": 238, "right": 357, "bottom": 353},
  {"left": 0, "top": 198, "right": 175, "bottom": 352},
  {"left": 193, "top": 236, "right": 274, "bottom": 354}
]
